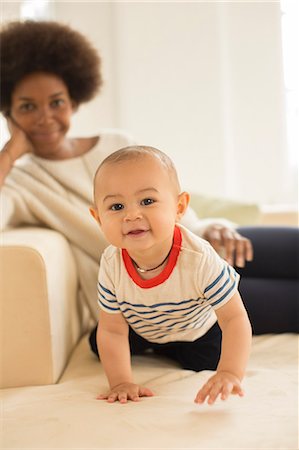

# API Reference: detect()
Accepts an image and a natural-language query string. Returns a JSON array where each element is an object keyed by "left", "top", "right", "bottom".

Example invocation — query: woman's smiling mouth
[{"left": 32, "top": 130, "right": 60, "bottom": 141}]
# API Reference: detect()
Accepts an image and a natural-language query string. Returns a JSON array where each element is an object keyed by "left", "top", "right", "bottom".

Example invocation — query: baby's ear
[
  {"left": 89, "top": 206, "right": 101, "bottom": 225},
  {"left": 176, "top": 191, "right": 190, "bottom": 220}
]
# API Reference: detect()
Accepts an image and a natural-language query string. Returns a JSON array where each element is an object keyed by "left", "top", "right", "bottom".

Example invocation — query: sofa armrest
[
  {"left": 259, "top": 205, "right": 298, "bottom": 226},
  {"left": 0, "top": 227, "right": 81, "bottom": 388},
  {"left": 189, "top": 193, "right": 298, "bottom": 227},
  {"left": 189, "top": 193, "right": 261, "bottom": 225}
]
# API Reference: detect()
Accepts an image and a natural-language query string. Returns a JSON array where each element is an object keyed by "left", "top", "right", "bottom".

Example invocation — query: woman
[{"left": 1, "top": 20, "right": 297, "bottom": 335}]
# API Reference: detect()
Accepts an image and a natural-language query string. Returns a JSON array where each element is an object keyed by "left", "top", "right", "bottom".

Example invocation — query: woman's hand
[
  {"left": 97, "top": 382, "right": 154, "bottom": 404},
  {"left": 202, "top": 224, "right": 253, "bottom": 268},
  {"left": 6, "top": 116, "right": 34, "bottom": 156},
  {"left": 194, "top": 371, "right": 244, "bottom": 405},
  {"left": 0, "top": 117, "right": 34, "bottom": 186}
]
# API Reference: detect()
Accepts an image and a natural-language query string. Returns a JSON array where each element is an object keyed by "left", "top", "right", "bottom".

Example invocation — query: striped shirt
[{"left": 97, "top": 224, "right": 240, "bottom": 344}]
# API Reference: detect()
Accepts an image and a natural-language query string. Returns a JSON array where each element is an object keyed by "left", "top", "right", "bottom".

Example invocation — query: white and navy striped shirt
[{"left": 97, "top": 224, "right": 240, "bottom": 344}]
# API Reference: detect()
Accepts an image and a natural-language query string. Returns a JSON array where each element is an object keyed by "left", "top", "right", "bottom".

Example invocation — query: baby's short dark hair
[
  {"left": 93, "top": 145, "right": 181, "bottom": 200},
  {"left": 0, "top": 20, "right": 102, "bottom": 113}
]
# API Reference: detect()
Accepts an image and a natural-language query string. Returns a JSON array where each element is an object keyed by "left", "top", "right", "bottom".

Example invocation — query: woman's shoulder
[
  {"left": 97, "top": 128, "right": 136, "bottom": 148},
  {"left": 84, "top": 128, "right": 136, "bottom": 163}
]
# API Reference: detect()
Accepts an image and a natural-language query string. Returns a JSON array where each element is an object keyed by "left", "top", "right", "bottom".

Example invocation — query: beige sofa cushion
[
  {"left": 0, "top": 228, "right": 80, "bottom": 388},
  {"left": 1, "top": 333, "right": 297, "bottom": 449}
]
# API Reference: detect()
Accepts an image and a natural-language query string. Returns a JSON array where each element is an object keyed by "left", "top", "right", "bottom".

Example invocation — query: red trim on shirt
[{"left": 122, "top": 225, "right": 182, "bottom": 289}]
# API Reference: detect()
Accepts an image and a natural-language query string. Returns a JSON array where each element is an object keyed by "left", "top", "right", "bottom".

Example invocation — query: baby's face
[{"left": 92, "top": 155, "right": 187, "bottom": 256}]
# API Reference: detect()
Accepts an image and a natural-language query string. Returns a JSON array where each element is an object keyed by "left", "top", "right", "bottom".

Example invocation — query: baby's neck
[
  {"left": 133, "top": 259, "right": 168, "bottom": 280},
  {"left": 130, "top": 242, "right": 173, "bottom": 280}
]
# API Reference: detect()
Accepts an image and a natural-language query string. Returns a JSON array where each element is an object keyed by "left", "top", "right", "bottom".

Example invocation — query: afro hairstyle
[{"left": 0, "top": 20, "right": 102, "bottom": 113}]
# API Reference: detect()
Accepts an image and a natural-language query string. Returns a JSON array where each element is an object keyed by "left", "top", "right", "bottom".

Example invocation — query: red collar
[{"left": 122, "top": 225, "right": 182, "bottom": 289}]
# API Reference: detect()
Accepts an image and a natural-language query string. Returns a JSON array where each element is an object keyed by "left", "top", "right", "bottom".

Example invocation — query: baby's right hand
[{"left": 97, "top": 382, "right": 154, "bottom": 404}]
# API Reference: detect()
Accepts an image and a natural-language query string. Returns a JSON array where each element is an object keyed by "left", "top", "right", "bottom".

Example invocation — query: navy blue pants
[
  {"left": 237, "top": 227, "right": 298, "bottom": 334},
  {"left": 89, "top": 321, "right": 222, "bottom": 372}
]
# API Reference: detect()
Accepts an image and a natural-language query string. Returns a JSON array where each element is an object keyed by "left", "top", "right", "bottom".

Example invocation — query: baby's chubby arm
[
  {"left": 195, "top": 292, "right": 252, "bottom": 405},
  {"left": 96, "top": 309, "right": 154, "bottom": 403}
]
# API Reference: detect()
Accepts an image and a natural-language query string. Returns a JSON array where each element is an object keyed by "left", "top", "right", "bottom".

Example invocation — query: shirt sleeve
[
  {"left": 97, "top": 253, "right": 121, "bottom": 314},
  {"left": 198, "top": 244, "right": 240, "bottom": 310}
]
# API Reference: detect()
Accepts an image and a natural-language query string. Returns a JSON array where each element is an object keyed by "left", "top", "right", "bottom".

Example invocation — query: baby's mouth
[{"left": 127, "top": 229, "right": 149, "bottom": 236}]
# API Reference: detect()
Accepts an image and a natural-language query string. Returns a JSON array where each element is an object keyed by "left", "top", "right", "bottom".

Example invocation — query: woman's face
[{"left": 10, "top": 72, "right": 76, "bottom": 157}]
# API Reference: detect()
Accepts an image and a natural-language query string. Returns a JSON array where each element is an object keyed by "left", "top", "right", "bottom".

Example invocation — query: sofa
[{"left": 1, "top": 197, "right": 298, "bottom": 449}]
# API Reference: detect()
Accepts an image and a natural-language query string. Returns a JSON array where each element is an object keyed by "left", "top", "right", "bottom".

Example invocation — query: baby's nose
[{"left": 124, "top": 205, "right": 142, "bottom": 221}]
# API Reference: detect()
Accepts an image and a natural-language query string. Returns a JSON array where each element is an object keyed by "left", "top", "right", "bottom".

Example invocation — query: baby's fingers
[
  {"left": 96, "top": 384, "right": 154, "bottom": 404},
  {"left": 195, "top": 383, "right": 227, "bottom": 405},
  {"left": 117, "top": 392, "right": 129, "bottom": 404},
  {"left": 96, "top": 393, "right": 106, "bottom": 400},
  {"left": 221, "top": 383, "right": 245, "bottom": 401},
  {"left": 139, "top": 386, "right": 154, "bottom": 398},
  {"left": 220, "top": 382, "right": 234, "bottom": 401},
  {"left": 96, "top": 391, "right": 127, "bottom": 403},
  {"left": 195, "top": 381, "right": 239, "bottom": 404},
  {"left": 206, "top": 382, "right": 224, "bottom": 405},
  {"left": 194, "top": 381, "right": 213, "bottom": 404},
  {"left": 232, "top": 384, "right": 245, "bottom": 397},
  {"left": 96, "top": 392, "right": 117, "bottom": 402}
]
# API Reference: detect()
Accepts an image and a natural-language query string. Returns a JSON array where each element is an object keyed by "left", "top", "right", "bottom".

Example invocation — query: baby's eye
[
  {"left": 110, "top": 203, "right": 124, "bottom": 211},
  {"left": 141, "top": 198, "right": 155, "bottom": 206}
]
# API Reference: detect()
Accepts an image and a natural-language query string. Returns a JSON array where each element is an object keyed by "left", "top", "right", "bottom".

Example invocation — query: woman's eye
[
  {"left": 51, "top": 99, "right": 64, "bottom": 108},
  {"left": 141, "top": 198, "right": 155, "bottom": 206},
  {"left": 110, "top": 203, "right": 124, "bottom": 211},
  {"left": 19, "top": 103, "right": 35, "bottom": 112}
]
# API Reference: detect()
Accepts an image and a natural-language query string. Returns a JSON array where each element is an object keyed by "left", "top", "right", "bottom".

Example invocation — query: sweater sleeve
[
  {"left": 180, "top": 206, "right": 237, "bottom": 238},
  {"left": 0, "top": 183, "right": 40, "bottom": 231}
]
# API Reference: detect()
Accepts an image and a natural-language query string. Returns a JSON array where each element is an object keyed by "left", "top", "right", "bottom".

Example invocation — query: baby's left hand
[{"left": 194, "top": 371, "right": 244, "bottom": 405}]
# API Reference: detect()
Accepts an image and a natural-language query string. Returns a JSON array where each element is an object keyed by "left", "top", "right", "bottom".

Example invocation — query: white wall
[
  {"left": 1, "top": 1, "right": 297, "bottom": 206},
  {"left": 111, "top": 2, "right": 290, "bottom": 204},
  {"left": 113, "top": 2, "right": 226, "bottom": 199},
  {"left": 53, "top": 2, "right": 117, "bottom": 135}
]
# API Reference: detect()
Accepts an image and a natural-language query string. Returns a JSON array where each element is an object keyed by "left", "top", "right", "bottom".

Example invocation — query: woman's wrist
[
  {"left": 0, "top": 145, "right": 17, "bottom": 186},
  {"left": 2, "top": 138, "right": 28, "bottom": 164},
  {"left": 3, "top": 147, "right": 14, "bottom": 166}
]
